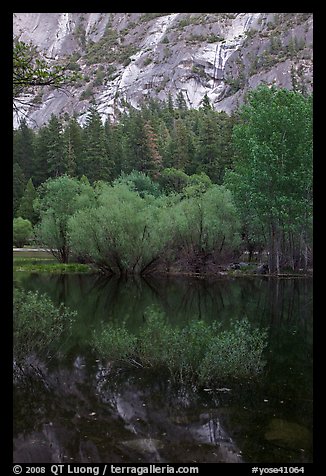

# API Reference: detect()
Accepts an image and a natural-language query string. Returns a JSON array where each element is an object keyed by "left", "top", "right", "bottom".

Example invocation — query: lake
[{"left": 13, "top": 269, "right": 313, "bottom": 464}]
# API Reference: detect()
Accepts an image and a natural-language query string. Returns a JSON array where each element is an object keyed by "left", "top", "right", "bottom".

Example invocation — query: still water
[{"left": 14, "top": 272, "right": 313, "bottom": 463}]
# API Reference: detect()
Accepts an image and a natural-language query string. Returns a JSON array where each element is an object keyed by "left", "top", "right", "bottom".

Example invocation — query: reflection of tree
[
  {"left": 13, "top": 274, "right": 313, "bottom": 463},
  {"left": 16, "top": 273, "right": 312, "bottom": 334}
]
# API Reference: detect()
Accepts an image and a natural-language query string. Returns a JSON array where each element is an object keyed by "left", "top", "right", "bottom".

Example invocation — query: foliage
[
  {"left": 92, "top": 322, "right": 137, "bottom": 361},
  {"left": 12, "top": 87, "right": 312, "bottom": 273},
  {"left": 199, "top": 319, "right": 268, "bottom": 382},
  {"left": 68, "top": 182, "right": 173, "bottom": 274},
  {"left": 225, "top": 86, "right": 312, "bottom": 272},
  {"left": 92, "top": 308, "right": 267, "bottom": 386},
  {"left": 17, "top": 178, "right": 39, "bottom": 224},
  {"left": 13, "top": 39, "right": 81, "bottom": 99},
  {"left": 158, "top": 167, "right": 189, "bottom": 194},
  {"left": 114, "top": 170, "right": 161, "bottom": 197},
  {"left": 68, "top": 178, "right": 240, "bottom": 274},
  {"left": 13, "top": 217, "right": 33, "bottom": 247},
  {"left": 172, "top": 185, "right": 240, "bottom": 255},
  {"left": 34, "top": 175, "right": 96, "bottom": 263},
  {"left": 13, "top": 97, "right": 237, "bottom": 188},
  {"left": 13, "top": 289, "right": 76, "bottom": 361},
  {"left": 182, "top": 172, "right": 212, "bottom": 197},
  {"left": 13, "top": 163, "right": 26, "bottom": 217}
]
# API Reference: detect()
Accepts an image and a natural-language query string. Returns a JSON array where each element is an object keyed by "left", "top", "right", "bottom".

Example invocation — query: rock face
[{"left": 13, "top": 13, "right": 313, "bottom": 128}]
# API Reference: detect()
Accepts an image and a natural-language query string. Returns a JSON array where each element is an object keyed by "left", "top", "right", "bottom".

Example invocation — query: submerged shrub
[
  {"left": 137, "top": 307, "right": 175, "bottom": 367},
  {"left": 13, "top": 289, "right": 76, "bottom": 361},
  {"left": 92, "top": 308, "right": 267, "bottom": 387},
  {"left": 92, "top": 322, "right": 137, "bottom": 362},
  {"left": 199, "top": 319, "right": 268, "bottom": 383}
]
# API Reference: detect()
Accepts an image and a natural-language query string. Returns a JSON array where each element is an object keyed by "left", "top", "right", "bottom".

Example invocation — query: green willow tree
[
  {"left": 226, "top": 86, "right": 312, "bottom": 273},
  {"left": 35, "top": 175, "right": 96, "bottom": 263},
  {"left": 68, "top": 183, "right": 174, "bottom": 275}
]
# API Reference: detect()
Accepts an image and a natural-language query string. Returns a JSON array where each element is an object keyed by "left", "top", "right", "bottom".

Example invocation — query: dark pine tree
[
  {"left": 82, "top": 107, "right": 113, "bottom": 182},
  {"left": 46, "top": 114, "right": 66, "bottom": 177},
  {"left": 33, "top": 126, "right": 52, "bottom": 186},
  {"left": 14, "top": 118, "right": 36, "bottom": 180},
  {"left": 17, "top": 177, "right": 39, "bottom": 224},
  {"left": 13, "top": 162, "right": 26, "bottom": 217},
  {"left": 63, "top": 116, "right": 84, "bottom": 177}
]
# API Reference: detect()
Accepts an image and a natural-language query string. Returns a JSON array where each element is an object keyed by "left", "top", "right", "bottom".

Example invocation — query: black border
[{"left": 8, "top": 5, "right": 319, "bottom": 472}]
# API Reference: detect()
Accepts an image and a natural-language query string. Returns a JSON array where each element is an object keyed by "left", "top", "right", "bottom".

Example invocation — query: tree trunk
[{"left": 268, "top": 223, "right": 280, "bottom": 274}]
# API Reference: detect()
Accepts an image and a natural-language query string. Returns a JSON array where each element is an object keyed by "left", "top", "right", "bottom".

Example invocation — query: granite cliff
[{"left": 13, "top": 12, "right": 313, "bottom": 128}]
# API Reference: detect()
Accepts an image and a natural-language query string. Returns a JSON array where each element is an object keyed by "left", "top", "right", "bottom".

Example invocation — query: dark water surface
[{"left": 13, "top": 271, "right": 313, "bottom": 464}]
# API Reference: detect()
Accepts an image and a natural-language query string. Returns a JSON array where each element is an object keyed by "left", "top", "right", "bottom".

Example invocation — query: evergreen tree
[
  {"left": 167, "top": 92, "right": 174, "bottom": 113},
  {"left": 195, "top": 110, "right": 234, "bottom": 183},
  {"left": 156, "top": 119, "right": 173, "bottom": 168},
  {"left": 33, "top": 126, "right": 52, "bottom": 186},
  {"left": 17, "top": 178, "right": 38, "bottom": 224},
  {"left": 121, "top": 110, "right": 153, "bottom": 175},
  {"left": 200, "top": 93, "right": 212, "bottom": 112},
  {"left": 63, "top": 116, "right": 83, "bottom": 177},
  {"left": 46, "top": 114, "right": 66, "bottom": 177},
  {"left": 82, "top": 107, "right": 113, "bottom": 182},
  {"left": 14, "top": 118, "right": 36, "bottom": 180},
  {"left": 176, "top": 90, "right": 188, "bottom": 112},
  {"left": 168, "top": 118, "right": 194, "bottom": 172},
  {"left": 144, "top": 121, "right": 163, "bottom": 178},
  {"left": 13, "top": 163, "right": 26, "bottom": 217},
  {"left": 104, "top": 118, "right": 124, "bottom": 180}
]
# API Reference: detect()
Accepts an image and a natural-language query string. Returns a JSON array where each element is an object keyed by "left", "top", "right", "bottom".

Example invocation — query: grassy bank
[{"left": 13, "top": 254, "right": 94, "bottom": 273}]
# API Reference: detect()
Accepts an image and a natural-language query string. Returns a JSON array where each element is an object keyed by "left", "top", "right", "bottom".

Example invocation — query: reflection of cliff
[{"left": 13, "top": 358, "right": 242, "bottom": 463}]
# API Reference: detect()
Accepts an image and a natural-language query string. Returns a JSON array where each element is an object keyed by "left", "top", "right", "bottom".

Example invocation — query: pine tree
[
  {"left": 17, "top": 177, "right": 38, "bottom": 224},
  {"left": 14, "top": 118, "right": 36, "bottom": 180},
  {"left": 176, "top": 90, "right": 188, "bottom": 111},
  {"left": 200, "top": 93, "right": 212, "bottom": 111},
  {"left": 121, "top": 110, "right": 152, "bottom": 174},
  {"left": 63, "top": 116, "right": 83, "bottom": 177},
  {"left": 13, "top": 163, "right": 26, "bottom": 217},
  {"left": 104, "top": 118, "right": 124, "bottom": 180},
  {"left": 195, "top": 110, "right": 233, "bottom": 183},
  {"left": 167, "top": 92, "right": 174, "bottom": 113},
  {"left": 156, "top": 119, "right": 173, "bottom": 169},
  {"left": 168, "top": 118, "right": 194, "bottom": 172},
  {"left": 82, "top": 107, "right": 113, "bottom": 182},
  {"left": 46, "top": 114, "right": 66, "bottom": 177},
  {"left": 33, "top": 126, "right": 52, "bottom": 186},
  {"left": 144, "top": 121, "right": 163, "bottom": 178}
]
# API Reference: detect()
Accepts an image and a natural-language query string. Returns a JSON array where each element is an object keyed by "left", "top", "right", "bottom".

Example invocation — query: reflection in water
[
  {"left": 14, "top": 274, "right": 312, "bottom": 331},
  {"left": 13, "top": 273, "right": 313, "bottom": 463},
  {"left": 14, "top": 356, "right": 243, "bottom": 463}
]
